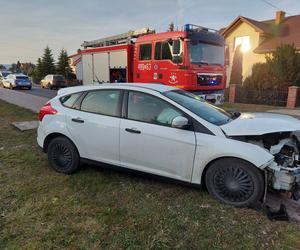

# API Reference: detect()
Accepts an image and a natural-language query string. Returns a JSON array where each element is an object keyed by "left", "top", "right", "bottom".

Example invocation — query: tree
[
  {"left": 0, "top": 64, "right": 6, "bottom": 70},
  {"left": 266, "top": 44, "right": 300, "bottom": 86},
  {"left": 41, "top": 46, "right": 56, "bottom": 76},
  {"left": 229, "top": 45, "right": 243, "bottom": 85},
  {"left": 31, "top": 58, "right": 43, "bottom": 83},
  {"left": 16, "top": 61, "right": 21, "bottom": 73},
  {"left": 20, "top": 62, "right": 35, "bottom": 75},
  {"left": 56, "top": 49, "right": 72, "bottom": 78},
  {"left": 9, "top": 63, "right": 17, "bottom": 73}
]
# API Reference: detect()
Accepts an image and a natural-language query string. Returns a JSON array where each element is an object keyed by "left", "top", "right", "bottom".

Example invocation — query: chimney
[{"left": 275, "top": 11, "right": 285, "bottom": 24}]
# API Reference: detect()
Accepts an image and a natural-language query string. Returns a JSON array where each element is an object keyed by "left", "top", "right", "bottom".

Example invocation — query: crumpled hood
[{"left": 220, "top": 112, "right": 300, "bottom": 136}]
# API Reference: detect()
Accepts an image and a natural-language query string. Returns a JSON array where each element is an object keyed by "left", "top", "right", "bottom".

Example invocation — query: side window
[
  {"left": 139, "top": 44, "right": 152, "bottom": 60},
  {"left": 60, "top": 93, "right": 82, "bottom": 108},
  {"left": 80, "top": 90, "right": 121, "bottom": 117},
  {"left": 154, "top": 41, "right": 172, "bottom": 60},
  {"left": 161, "top": 41, "right": 172, "bottom": 60},
  {"left": 127, "top": 91, "right": 182, "bottom": 126}
]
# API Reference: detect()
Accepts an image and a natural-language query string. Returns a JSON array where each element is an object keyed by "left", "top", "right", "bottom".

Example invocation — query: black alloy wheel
[
  {"left": 205, "top": 158, "right": 264, "bottom": 207},
  {"left": 47, "top": 137, "right": 80, "bottom": 174}
]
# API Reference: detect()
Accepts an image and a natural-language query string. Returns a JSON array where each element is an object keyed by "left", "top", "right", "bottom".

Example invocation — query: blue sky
[{"left": 1, "top": 0, "right": 300, "bottom": 64}]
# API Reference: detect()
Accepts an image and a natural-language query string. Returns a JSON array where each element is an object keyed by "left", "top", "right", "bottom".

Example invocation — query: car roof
[{"left": 57, "top": 83, "right": 177, "bottom": 96}]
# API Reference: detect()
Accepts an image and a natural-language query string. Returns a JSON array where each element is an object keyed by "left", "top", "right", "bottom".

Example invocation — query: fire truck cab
[
  {"left": 134, "top": 24, "right": 225, "bottom": 103},
  {"left": 70, "top": 24, "right": 226, "bottom": 104}
]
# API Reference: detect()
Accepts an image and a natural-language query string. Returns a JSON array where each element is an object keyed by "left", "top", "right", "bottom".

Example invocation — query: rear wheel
[
  {"left": 205, "top": 158, "right": 264, "bottom": 207},
  {"left": 47, "top": 137, "right": 80, "bottom": 174}
]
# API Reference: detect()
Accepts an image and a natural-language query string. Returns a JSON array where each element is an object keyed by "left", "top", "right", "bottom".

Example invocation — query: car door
[
  {"left": 65, "top": 89, "right": 122, "bottom": 165},
  {"left": 119, "top": 91, "right": 196, "bottom": 182}
]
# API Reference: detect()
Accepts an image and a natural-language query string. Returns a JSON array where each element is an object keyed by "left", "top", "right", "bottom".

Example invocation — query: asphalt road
[{"left": 16, "top": 85, "right": 57, "bottom": 99}]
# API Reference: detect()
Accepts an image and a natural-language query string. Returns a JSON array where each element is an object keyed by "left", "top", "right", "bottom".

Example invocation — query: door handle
[
  {"left": 71, "top": 117, "right": 84, "bottom": 123},
  {"left": 125, "top": 128, "right": 141, "bottom": 134}
]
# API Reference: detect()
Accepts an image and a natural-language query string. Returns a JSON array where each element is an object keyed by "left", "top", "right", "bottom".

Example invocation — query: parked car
[
  {"left": 37, "top": 83, "right": 300, "bottom": 207},
  {"left": 2, "top": 74, "right": 32, "bottom": 90},
  {"left": 41, "top": 75, "right": 66, "bottom": 89},
  {"left": 0, "top": 70, "right": 12, "bottom": 86}
]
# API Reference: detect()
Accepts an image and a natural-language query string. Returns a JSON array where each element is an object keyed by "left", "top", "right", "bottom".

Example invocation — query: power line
[{"left": 260, "top": 0, "right": 293, "bottom": 15}]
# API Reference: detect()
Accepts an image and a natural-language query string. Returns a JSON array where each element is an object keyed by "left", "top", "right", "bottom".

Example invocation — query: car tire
[
  {"left": 9, "top": 84, "right": 14, "bottom": 90},
  {"left": 27, "top": 86, "right": 32, "bottom": 90},
  {"left": 205, "top": 158, "right": 264, "bottom": 207},
  {"left": 47, "top": 136, "right": 80, "bottom": 174}
]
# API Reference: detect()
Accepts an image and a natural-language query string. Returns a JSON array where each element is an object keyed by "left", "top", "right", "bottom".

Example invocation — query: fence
[{"left": 227, "top": 84, "right": 299, "bottom": 108}]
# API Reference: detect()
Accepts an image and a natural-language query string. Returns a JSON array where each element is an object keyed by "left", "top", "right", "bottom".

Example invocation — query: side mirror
[
  {"left": 171, "top": 116, "right": 189, "bottom": 129},
  {"left": 172, "top": 39, "right": 181, "bottom": 54},
  {"left": 172, "top": 55, "right": 182, "bottom": 64}
]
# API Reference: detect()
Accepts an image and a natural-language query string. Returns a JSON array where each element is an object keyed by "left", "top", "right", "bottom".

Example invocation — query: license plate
[{"left": 205, "top": 95, "right": 215, "bottom": 100}]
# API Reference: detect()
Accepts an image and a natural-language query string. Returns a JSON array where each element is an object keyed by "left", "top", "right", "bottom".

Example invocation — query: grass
[
  {"left": 0, "top": 99, "right": 300, "bottom": 249},
  {"left": 220, "top": 102, "right": 278, "bottom": 112}
]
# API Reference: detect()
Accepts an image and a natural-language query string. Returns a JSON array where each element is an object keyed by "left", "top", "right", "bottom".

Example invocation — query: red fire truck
[{"left": 70, "top": 24, "right": 226, "bottom": 104}]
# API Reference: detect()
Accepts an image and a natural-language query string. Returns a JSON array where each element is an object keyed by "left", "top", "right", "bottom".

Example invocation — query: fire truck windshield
[{"left": 188, "top": 41, "right": 224, "bottom": 66}]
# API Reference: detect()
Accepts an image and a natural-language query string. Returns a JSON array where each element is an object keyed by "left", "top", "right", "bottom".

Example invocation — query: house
[{"left": 221, "top": 11, "right": 300, "bottom": 86}]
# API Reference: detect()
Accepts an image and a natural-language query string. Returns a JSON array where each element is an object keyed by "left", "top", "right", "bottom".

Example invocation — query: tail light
[{"left": 39, "top": 102, "right": 57, "bottom": 121}]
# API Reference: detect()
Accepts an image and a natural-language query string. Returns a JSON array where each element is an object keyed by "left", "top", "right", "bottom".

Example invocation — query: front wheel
[
  {"left": 47, "top": 137, "right": 80, "bottom": 174},
  {"left": 205, "top": 158, "right": 264, "bottom": 207}
]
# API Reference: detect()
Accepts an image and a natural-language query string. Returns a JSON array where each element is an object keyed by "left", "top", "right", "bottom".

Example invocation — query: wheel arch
[{"left": 43, "top": 132, "right": 78, "bottom": 154}]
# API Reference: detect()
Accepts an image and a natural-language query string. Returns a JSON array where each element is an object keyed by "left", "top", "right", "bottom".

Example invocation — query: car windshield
[
  {"left": 188, "top": 41, "right": 224, "bottom": 66},
  {"left": 54, "top": 75, "right": 65, "bottom": 80},
  {"left": 16, "top": 76, "right": 29, "bottom": 80},
  {"left": 164, "top": 90, "right": 233, "bottom": 125},
  {"left": 2, "top": 72, "right": 10, "bottom": 77}
]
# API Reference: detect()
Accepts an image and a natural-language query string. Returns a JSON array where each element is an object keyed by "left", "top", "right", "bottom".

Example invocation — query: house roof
[
  {"left": 221, "top": 16, "right": 271, "bottom": 36},
  {"left": 254, "top": 15, "right": 300, "bottom": 53},
  {"left": 222, "top": 14, "right": 300, "bottom": 54}
]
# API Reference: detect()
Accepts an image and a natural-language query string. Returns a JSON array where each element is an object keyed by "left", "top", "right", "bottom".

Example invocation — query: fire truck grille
[{"left": 197, "top": 74, "right": 222, "bottom": 86}]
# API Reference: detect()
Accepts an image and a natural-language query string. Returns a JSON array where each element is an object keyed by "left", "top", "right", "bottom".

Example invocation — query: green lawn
[
  {"left": 0, "top": 100, "right": 299, "bottom": 249},
  {"left": 220, "top": 102, "right": 278, "bottom": 112}
]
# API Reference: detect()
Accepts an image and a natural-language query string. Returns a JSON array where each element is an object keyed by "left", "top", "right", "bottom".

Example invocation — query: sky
[{"left": 0, "top": 0, "right": 300, "bottom": 65}]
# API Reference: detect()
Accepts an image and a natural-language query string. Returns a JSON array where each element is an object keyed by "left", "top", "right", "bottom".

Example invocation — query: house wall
[{"left": 225, "top": 22, "right": 266, "bottom": 86}]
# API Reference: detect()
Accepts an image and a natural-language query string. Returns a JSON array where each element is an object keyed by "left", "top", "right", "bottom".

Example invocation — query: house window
[{"left": 234, "top": 36, "right": 250, "bottom": 53}]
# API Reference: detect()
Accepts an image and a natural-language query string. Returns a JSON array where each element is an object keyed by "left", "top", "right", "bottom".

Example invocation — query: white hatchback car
[{"left": 37, "top": 84, "right": 300, "bottom": 207}]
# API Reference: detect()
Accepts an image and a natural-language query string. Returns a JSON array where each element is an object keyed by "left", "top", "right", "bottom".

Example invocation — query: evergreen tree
[
  {"left": 229, "top": 45, "right": 243, "bottom": 85},
  {"left": 32, "top": 58, "right": 43, "bottom": 83},
  {"left": 266, "top": 44, "right": 300, "bottom": 86},
  {"left": 41, "top": 46, "right": 56, "bottom": 76},
  {"left": 56, "top": 49, "right": 72, "bottom": 78}
]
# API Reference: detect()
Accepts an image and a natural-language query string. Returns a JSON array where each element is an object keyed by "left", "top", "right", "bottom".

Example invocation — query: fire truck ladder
[{"left": 82, "top": 28, "right": 155, "bottom": 48}]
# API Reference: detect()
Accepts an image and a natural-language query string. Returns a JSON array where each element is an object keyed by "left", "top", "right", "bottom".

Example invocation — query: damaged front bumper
[{"left": 266, "top": 161, "right": 300, "bottom": 198}]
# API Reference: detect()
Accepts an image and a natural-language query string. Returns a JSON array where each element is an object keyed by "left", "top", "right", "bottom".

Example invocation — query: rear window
[
  {"left": 80, "top": 90, "right": 121, "bottom": 117},
  {"left": 60, "top": 93, "right": 81, "bottom": 108},
  {"left": 16, "top": 76, "right": 29, "bottom": 80},
  {"left": 54, "top": 75, "right": 65, "bottom": 81},
  {"left": 1, "top": 72, "right": 10, "bottom": 77}
]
